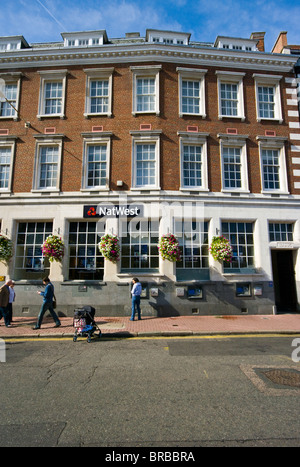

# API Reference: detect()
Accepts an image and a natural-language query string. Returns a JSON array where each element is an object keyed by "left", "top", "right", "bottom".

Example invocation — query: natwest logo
[{"left": 84, "top": 203, "right": 143, "bottom": 219}]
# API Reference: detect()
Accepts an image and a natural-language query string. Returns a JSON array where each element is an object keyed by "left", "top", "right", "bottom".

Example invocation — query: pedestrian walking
[
  {"left": 8, "top": 280, "right": 15, "bottom": 323},
  {"left": 0, "top": 279, "right": 13, "bottom": 327},
  {"left": 130, "top": 277, "right": 142, "bottom": 321},
  {"left": 33, "top": 277, "right": 61, "bottom": 330}
]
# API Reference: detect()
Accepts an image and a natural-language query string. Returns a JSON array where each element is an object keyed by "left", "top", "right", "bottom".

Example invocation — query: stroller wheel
[
  {"left": 98, "top": 331, "right": 102, "bottom": 338},
  {"left": 87, "top": 335, "right": 91, "bottom": 343}
]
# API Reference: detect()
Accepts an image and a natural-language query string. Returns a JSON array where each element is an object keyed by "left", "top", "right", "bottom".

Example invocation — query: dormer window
[
  {"left": 215, "top": 36, "right": 257, "bottom": 52},
  {"left": 146, "top": 29, "right": 190, "bottom": 46},
  {"left": 62, "top": 30, "right": 108, "bottom": 48},
  {"left": 0, "top": 35, "right": 29, "bottom": 52}
]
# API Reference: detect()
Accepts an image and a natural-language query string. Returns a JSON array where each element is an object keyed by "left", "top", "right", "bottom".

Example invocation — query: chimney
[
  {"left": 250, "top": 32, "right": 265, "bottom": 52},
  {"left": 271, "top": 31, "right": 288, "bottom": 54},
  {"left": 125, "top": 32, "right": 140, "bottom": 38}
]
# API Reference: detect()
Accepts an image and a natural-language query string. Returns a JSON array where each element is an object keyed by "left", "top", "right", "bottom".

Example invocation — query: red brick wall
[{"left": 0, "top": 62, "right": 297, "bottom": 194}]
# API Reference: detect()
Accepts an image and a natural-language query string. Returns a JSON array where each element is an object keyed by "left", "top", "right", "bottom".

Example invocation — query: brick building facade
[{"left": 0, "top": 29, "right": 299, "bottom": 316}]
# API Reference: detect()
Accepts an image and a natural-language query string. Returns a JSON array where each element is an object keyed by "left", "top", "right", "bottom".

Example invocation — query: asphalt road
[{"left": 0, "top": 334, "right": 300, "bottom": 449}]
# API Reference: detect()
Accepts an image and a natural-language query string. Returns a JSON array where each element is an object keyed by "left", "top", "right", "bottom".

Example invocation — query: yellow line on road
[{"left": 3, "top": 333, "right": 300, "bottom": 343}]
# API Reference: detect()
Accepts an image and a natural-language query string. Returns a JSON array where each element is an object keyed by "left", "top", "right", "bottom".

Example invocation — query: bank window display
[
  {"left": 222, "top": 222, "right": 255, "bottom": 272},
  {"left": 121, "top": 220, "right": 159, "bottom": 272},
  {"left": 68, "top": 221, "right": 105, "bottom": 280},
  {"left": 175, "top": 220, "right": 209, "bottom": 280},
  {"left": 15, "top": 222, "right": 53, "bottom": 280}
]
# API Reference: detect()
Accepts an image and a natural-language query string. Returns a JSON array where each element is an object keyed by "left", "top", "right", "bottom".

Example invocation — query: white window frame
[
  {"left": 81, "top": 131, "right": 112, "bottom": 191},
  {"left": 256, "top": 136, "right": 288, "bottom": 194},
  {"left": 37, "top": 70, "right": 68, "bottom": 119},
  {"left": 130, "top": 130, "right": 161, "bottom": 190},
  {"left": 216, "top": 71, "right": 245, "bottom": 121},
  {"left": 253, "top": 74, "right": 283, "bottom": 123},
  {"left": 0, "top": 136, "right": 17, "bottom": 192},
  {"left": 0, "top": 72, "right": 22, "bottom": 121},
  {"left": 176, "top": 67, "right": 207, "bottom": 118},
  {"left": 131, "top": 65, "right": 161, "bottom": 116},
  {"left": 32, "top": 134, "right": 63, "bottom": 192},
  {"left": 178, "top": 131, "right": 209, "bottom": 192},
  {"left": 218, "top": 133, "right": 249, "bottom": 193},
  {"left": 83, "top": 67, "right": 114, "bottom": 118}
]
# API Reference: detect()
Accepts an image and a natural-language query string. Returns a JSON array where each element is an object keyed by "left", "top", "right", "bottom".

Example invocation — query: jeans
[
  {"left": 37, "top": 301, "right": 61, "bottom": 328},
  {"left": 131, "top": 295, "right": 141, "bottom": 320},
  {"left": 0, "top": 306, "right": 10, "bottom": 327}
]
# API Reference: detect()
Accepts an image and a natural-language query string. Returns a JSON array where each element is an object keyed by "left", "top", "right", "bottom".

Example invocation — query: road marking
[{"left": 2, "top": 333, "right": 300, "bottom": 343}]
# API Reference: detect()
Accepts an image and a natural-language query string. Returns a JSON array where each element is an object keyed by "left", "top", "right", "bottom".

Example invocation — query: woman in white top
[{"left": 8, "top": 281, "right": 15, "bottom": 323}]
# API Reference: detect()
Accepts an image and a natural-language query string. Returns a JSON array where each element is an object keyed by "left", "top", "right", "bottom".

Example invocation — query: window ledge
[
  {"left": 84, "top": 112, "right": 112, "bottom": 118},
  {"left": 37, "top": 114, "right": 65, "bottom": 120},
  {"left": 257, "top": 118, "right": 283, "bottom": 124},
  {"left": 261, "top": 190, "right": 290, "bottom": 196},
  {"left": 80, "top": 187, "right": 109, "bottom": 192},
  {"left": 218, "top": 115, "right": 245, "bottom": 121},
  {"left": 132, "top": 111, "right": 160, "bottom": 117},
  {"left": 179, "top": 113, "right": 206, "bottom": 119},
  {"left": 180, "top": 187, "right": 209, "bottom": 192},
  {"left": 31, "top": 189, "right": 60, "bottom": 194}
]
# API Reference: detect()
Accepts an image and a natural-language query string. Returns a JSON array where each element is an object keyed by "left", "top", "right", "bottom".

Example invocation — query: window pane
[
  {"left": 39, "top": 146, "right": 59, "bottom": 188},
  {"left": 182, "top": 80, "right": 200, "bottom": 114},
  {"left": 223, "top": 147, "right": 241, "bottom": 189},
  {"left": 87, "top": 145, "right": 107, "bottom": 187},
  {"left": 261, "top": 149, "right": 280, "bottom": 190},
  {"left": 182, "top": 145, "right": 202, "bottom": 187},
  {"left": 175, "top": 220, "right": 209, "bottom": 270},
  {"left": 68, "top": 221, "right": 105, "bottom": 280},
  {"left": 222, "top": 222, "right": 254, "bottom": 271},
  {"left": 90, "top": 79, "right": 109, "bottom": 113},
  {"left": 135, "top": 144, "right": 156, "bottom": 186},
  {"left": 44, "top": 82, "right": 62, "bottom": 114},
  {"left": 121, "top": 220, "right": 159, "bottom": 271},
  {"left": 258, "top": 86, "right": 275, "bottom": 119},
  {"left": 0, "top": 147, "right": 11, "bottom": 188},
  {"left": 220, "top": 83, "right": 238, "bottom": 116},
  {"left": 15, "top": 222, "right": 53, "bottom": 280},
  {"left": 136, "top": 78, "right": 155, "bottom": 112}
]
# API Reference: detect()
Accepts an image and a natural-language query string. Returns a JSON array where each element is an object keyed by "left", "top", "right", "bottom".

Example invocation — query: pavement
[{"left": 1, "top": 313, "right": 300, "bottom": 339}]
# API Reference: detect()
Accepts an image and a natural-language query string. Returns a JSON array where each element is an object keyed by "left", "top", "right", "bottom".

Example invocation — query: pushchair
[{"left": 73, "top": 306, "right": 102, "bottom": 342}]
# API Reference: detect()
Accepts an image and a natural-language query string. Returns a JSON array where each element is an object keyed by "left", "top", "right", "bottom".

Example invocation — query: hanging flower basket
[
  {"left": 158, "top": 234, "right": 181, "bottom": 262},
  {"left": 209, "top": 236, "right": 233, "bottom": 263},
  {"left": 41, "top": 235, "right": 64, "bottom": 263},
  {"left": 0, "top": 234, "right": 13, "bottom": 263},
  {"left": 98, "top": 234, "right": 120, "bottom": 263}
]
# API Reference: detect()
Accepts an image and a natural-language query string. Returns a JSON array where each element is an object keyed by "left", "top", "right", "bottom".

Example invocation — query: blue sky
[{"left": 1, "top": 0, "right": 299, "bottom": 52}]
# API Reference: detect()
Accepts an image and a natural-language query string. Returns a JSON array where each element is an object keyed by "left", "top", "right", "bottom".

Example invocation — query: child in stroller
[{"left": 73, "top": 306, "right": 101, "bottom": 342}]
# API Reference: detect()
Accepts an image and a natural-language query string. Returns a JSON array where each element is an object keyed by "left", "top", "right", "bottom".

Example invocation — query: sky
[{"left": 0, "top": 0, "right": 299, "bottom": 52}]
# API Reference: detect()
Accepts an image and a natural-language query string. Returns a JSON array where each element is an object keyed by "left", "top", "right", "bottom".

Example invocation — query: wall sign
[{"left": 84, "top": 204, "right": 143, "bottom": 218}]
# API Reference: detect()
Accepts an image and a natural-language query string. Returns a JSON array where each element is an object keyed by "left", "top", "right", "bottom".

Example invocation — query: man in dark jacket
[
  {"left": 33, "top": 277, "right": 61, "bottom": 330},
  {"left": 0, "top": 279, "right": 13, "bottom": 327}
]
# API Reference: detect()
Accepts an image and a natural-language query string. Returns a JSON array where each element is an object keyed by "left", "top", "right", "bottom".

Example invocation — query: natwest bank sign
[{"left": 84, "top": 203, "right": 143, "bottom": 218}]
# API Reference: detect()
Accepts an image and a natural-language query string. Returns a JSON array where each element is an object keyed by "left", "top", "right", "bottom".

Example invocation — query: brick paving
[{"left": 0, "top": 313, "right": 300, "bottom": 338}]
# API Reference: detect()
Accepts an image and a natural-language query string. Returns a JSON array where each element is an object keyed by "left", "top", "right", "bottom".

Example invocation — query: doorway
[{"left": 271, "top": 250, "right": 298, "bottom": 313}]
